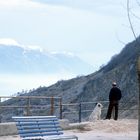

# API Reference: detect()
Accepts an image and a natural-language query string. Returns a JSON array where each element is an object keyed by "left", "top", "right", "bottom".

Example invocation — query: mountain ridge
[{"left": 0, "top": 44, "right": 93, "bottom": 75}]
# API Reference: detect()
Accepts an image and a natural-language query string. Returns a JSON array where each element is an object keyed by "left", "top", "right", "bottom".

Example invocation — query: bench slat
[
  {"left": 20, "top": 131, "right": 63, "bottom": 138},
  {"left": 18, "top": 128, "right": 62, "bottom": 134},
  {"left": 16, "top": 121, "right": 59, "bottom": 126},
  {"left": 13, "top": 116, "right": 57, "bottom": 119},
  {"left": 17, "top": 125, "right": 61, "bottom": 130},
  {"left": 14, "top": 118, "right": 58, "bottom": 122}
]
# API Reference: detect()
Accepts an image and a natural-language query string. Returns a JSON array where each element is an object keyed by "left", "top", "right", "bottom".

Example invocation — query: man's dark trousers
[{"left": 106, "top": 101, "right": 118, "bottom": 120}]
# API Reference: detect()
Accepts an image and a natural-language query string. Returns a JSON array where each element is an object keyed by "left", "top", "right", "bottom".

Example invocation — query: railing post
[
  {"left": 79, "top": 102, "right": 82, "bottom": 123},
  {"left": 27, "top": 97, "right": 30, "bottom": 116},
  {"left": 50, "top": 96, "right": 54, "bottom": 115},
  {"left": 59, "top": 97, "right": 63, "bottom": 119}
]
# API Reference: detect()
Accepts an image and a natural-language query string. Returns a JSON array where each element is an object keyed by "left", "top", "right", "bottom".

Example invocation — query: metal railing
[
  {"left": 0, "top": 96, "right": 138, "bottom": 123},
  {"left": 0, "top": 96, "right": 62, "bottom": 122},
  {"left": 61, "top": 101, "right": 138, "bottom": 122}
]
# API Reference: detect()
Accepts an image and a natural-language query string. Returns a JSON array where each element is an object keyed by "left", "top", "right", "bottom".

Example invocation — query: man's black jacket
[{"left": 109, "top": 87, "right": 122, "bottom": 101}]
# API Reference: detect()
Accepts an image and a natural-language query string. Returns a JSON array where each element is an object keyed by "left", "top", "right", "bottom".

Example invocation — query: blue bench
[{"left": 12, "top": 116, "right": 78, "bottom": 140}]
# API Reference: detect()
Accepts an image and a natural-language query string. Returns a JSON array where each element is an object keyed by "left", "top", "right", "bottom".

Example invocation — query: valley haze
[{"left": 0, "top": 40, "right": 93, "bottom": 96}]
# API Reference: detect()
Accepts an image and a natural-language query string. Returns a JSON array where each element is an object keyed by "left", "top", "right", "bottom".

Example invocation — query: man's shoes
[{"left": 104, "top": 117, "right": 110, "bottom": 120}]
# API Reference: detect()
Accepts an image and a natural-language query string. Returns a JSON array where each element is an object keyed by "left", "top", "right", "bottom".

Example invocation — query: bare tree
[
  {"left": 128, "top": 1, "right": 140, "bottom": 140},
  {"left": 127, "top": 0, "right": 139, "bottom": 41}
]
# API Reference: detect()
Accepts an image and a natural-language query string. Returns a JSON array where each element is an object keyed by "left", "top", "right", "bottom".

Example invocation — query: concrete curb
[{"left": 0, "top": 122, "right": 18, "bottom": 136}]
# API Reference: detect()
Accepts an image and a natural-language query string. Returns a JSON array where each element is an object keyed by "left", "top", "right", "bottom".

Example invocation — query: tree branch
[{"left": 127, "top": 0, "right": 138, "bottom": 40}]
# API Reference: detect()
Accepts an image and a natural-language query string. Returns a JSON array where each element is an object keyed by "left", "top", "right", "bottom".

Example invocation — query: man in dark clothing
[{"left": 105, "top": 82, "right": 122, "bottom": 120}]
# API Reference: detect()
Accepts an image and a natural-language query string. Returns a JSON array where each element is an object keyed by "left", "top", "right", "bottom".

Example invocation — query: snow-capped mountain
[{"left": 0, "top": 44, "right": 93, "bottom": 75}]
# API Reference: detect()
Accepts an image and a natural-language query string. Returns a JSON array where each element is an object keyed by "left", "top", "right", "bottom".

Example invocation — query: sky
[{"left": 0, "top": 0, "right": 140, "bottom": 96}]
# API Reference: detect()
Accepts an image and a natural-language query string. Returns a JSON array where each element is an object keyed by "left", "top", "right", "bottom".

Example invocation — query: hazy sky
[
  {"left": 0, "top": 0, "right": 139, "bottom": 69},
  {"left": 0, "top": 0, "right": 139, "bottom": 96}
]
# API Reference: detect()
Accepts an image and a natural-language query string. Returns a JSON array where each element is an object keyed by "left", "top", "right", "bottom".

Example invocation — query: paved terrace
[{"left": 0, "top": 119, "right": 138, "bottom": 140}]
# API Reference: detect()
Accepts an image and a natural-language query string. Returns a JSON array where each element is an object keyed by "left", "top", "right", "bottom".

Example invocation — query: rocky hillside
[{"left": 1, "top": 37, "right": 140, "bottom": 122}]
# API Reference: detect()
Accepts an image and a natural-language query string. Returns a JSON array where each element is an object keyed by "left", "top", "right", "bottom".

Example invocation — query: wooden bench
[{"left": 12, "top": 116, "right": 78, "bottom": 140}]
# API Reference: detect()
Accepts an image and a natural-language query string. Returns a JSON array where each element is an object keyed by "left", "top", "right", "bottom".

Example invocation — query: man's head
[{"left": 112, "top": 82, "right": 117, "bottom": 87}]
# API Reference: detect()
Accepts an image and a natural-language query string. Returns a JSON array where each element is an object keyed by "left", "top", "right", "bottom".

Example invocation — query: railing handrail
[{"left": 0, "top": 96, "right": 61, "bottom": 99}]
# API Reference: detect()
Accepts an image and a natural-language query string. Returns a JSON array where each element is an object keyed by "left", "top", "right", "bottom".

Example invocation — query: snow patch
[
  {"left": 0, "top": 38, "right": 44, "bottom": 53},
  {"left": 51, "top": 51, "right": 75, "bottom": 57},
  {"left": 0, "top": 38, "right": 20, "bottom": 46}
]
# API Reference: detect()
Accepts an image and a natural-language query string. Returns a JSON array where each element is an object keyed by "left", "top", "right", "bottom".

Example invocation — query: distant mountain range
[{"left": 0, "top": 44, "right": 93, "bottom": 75}]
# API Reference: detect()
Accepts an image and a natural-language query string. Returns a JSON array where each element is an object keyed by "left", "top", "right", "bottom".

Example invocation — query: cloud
[
  {"left": 32, "top": 0, "right": 125, "bottom": 16},
  {"left": 0, "top": 0, "right": 21, "bottom": 7}
]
